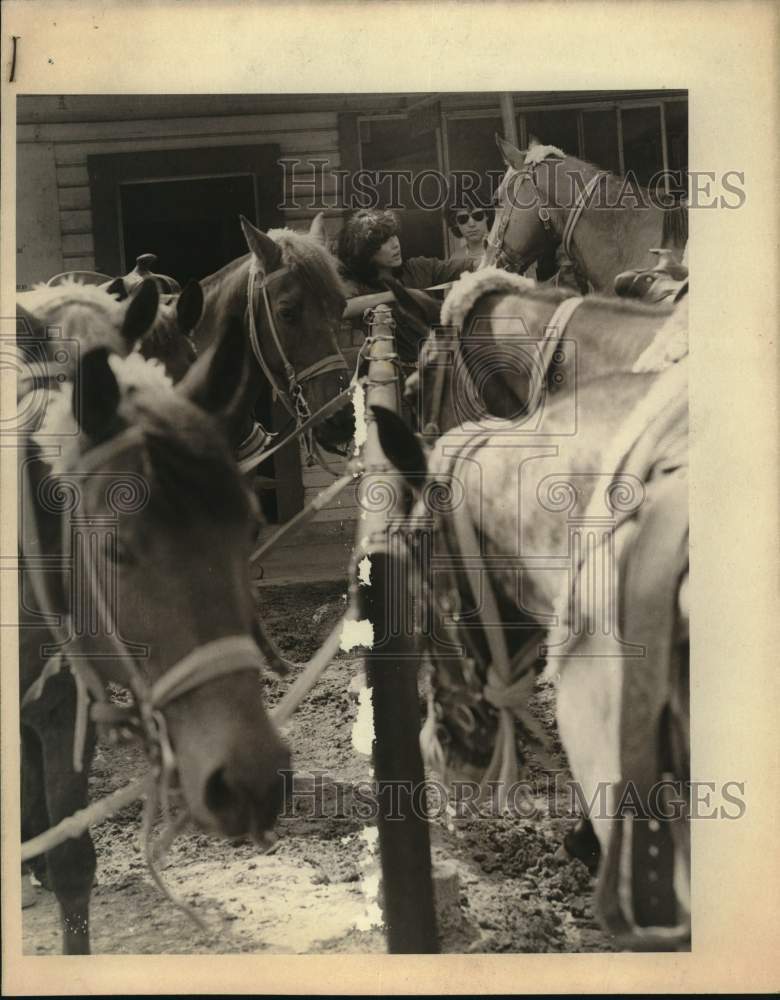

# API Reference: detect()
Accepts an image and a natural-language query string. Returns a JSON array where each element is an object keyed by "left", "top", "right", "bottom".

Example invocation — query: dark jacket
[{"left": 344, "top": 255, "right": 471, "bottom": 365}]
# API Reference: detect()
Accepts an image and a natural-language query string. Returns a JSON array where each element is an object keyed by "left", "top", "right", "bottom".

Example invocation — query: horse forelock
[
  {"left": 524, "top": 144, "right": 566, "bottom": 166},
  {"left": 268, "top": 228, "right": 349, "bottom": 308}
]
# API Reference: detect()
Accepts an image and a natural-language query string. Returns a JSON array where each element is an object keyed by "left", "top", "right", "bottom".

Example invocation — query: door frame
[{"left": 87, "top": 143, "right": 284, "bottom": 276}]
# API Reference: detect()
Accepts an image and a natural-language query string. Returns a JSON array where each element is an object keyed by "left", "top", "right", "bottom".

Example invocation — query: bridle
[
  {"left": 486, "top": 159, "right": 608, "bottom": 276},
  {"left": 20, "top": 409, "right": 266, "bottom": 784},
  {"left": 243, "top": 261, "right": 350, "bottom": 470}
]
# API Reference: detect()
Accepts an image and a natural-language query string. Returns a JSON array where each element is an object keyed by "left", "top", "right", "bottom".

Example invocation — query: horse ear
[
  {"left": 308, "top": 211, "right": 328, "bottom": 245},
  {"left": 105, "top": 276, "right": 129, "bottom": 302},
  {"left": 240, "top": 216, "right": 283, "bottom": 274},
  {"left": 121, "top": 278, "right": 159, "bottom": 347},
  {"left": 73, "top": 347, "right": 120, "bottom": 437},
  {"left": 176, "top": 280, "right": 204, "bottom": 335},
  {"left": 389, "top": 279, "right": 442, "bottom": 326},
  {"left": 178, "top": 317, "right": 252, "bottom": 439},
  {"left": 496, "top": 133, "right": 526, "bottom": 170},
  {"left": 371, "top": 405, "right": 428, "bottom": 490}
]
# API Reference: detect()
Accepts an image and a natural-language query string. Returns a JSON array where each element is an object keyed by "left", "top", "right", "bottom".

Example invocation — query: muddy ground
[{"left": 23, "top": 581, "right": 617, "bottom": 955}]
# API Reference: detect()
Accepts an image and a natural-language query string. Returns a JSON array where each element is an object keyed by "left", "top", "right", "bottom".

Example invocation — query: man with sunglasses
[{"left": 446, "top": 204, "right": 495, "bottom": 269}]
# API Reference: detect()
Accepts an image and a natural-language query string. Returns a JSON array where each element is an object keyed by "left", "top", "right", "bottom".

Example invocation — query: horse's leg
[
  {"left": 563, "top": 818, "right": 601, "bottom": 874},
  {"left": 21, "top": 724, "right": 52, "bottom": 891},
  {"left": 39, "top": 688, "right": 97, "bottom": 955}
]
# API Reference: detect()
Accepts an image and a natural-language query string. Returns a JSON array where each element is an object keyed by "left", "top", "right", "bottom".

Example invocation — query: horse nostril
[{"left": 204, "top": 766, "right": 232, "bottom": 816}]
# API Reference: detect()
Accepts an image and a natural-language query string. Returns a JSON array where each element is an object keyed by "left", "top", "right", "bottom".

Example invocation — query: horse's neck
[
  {"left": 555, "top": 297, "right": 669, "bottom": 380},
  {"left": 195, "top": 256, "right": 250, "bottom": 353},
  {"left": 551, "top": 166, "right": 664, "bottom": 292}
]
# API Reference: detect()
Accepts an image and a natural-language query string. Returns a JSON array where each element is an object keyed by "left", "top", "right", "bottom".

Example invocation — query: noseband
[
  {"left": 487, "top": 162, "right": 607, "bottom": 274},
  {"left": 20, "top": 415, "right": 265, "bottom": 779}
]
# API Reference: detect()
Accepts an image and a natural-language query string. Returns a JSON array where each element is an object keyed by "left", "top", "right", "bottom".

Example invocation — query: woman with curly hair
[{"left": 338, "top": 208, "right": 470, "bottom": 363}]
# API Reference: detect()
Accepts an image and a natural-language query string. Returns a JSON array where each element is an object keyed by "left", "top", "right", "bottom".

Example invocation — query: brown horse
[
  {"left": 104, "top": 275, "right": 202, "bottom": 383},
  {"left": 482, "top": 136, "right": 688, "bottom": 294},
  {"left": 194, "top": 216, "right": 355, "bottom": 458},
  {"left": 397, "top": 268, "right": 679, "bottom": 437},
  {"left": 42, "top": 266, "right": 202, "bottom": 385},
  {"left": 17, "top": 283, "right": 290, "bottom": 953}
]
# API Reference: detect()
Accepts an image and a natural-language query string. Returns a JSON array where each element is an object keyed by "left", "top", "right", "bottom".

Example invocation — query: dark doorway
[{"left": 120, "top": 174, "right": 256, "bottom": 284}]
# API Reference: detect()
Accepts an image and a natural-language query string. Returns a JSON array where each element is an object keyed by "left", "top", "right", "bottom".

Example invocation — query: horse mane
[
  {"left": 27, "top": 351, "right": 249, "bottom": 523},
  {"left": 443, "top": 267, "right": 674, "bottom": 331},
  {"left": 18, "top": 279, "right": 126, "bottom": 355},
  {"left": 21, "top": 278, "right": 122, "bottom": 313},
  {"left": 268, "top": 227, "right": 350, "bottom": 307}
]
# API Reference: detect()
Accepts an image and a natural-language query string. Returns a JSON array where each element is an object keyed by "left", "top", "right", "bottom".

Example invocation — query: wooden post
[
  {"left": 354, "top": 305, "right": 438, "bottom": 953},
  {"left": 499, "top": 92, "right": 519, "bottom": 147}
]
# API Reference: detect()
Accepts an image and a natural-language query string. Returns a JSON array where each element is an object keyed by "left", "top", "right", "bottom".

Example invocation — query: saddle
[{"left": 614, "top": 248, "right": 689, "bottom": 304}]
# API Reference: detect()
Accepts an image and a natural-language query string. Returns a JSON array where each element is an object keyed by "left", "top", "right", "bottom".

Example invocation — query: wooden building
[{"left": 16, "top": 90, "right": 687, "bottom": 535}]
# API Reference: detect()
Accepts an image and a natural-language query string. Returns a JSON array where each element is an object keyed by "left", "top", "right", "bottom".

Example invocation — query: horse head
[
  {"left": 102, "top": 276, "right": 202, "bottom": 384},
  {"left": 482, "top": 136, "right": 567, "bottom": 273},
  {"left": 239, "top": 216, "right": 355, "bottom": 452},
  {"left": 24, "top": 318, "right": 290, "bottom": 841},
  {"left": 17, "top": 277, "right": 160, "bottom": 375}
]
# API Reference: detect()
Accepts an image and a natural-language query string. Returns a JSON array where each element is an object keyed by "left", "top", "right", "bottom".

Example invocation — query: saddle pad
[
  {"left": 595, "top": 469, "right": 690, "bottom": 946},
  {"left": 440, "top": 267, "right": 535, "bottom": 330}
]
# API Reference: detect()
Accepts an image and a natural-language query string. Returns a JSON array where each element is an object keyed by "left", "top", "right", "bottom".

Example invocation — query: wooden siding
[
  {"left": 16, "top": 104, "right": 359, "bottom": 529},
  {"left": 17, "top": 110, "right": 341, "bottom": 273}
]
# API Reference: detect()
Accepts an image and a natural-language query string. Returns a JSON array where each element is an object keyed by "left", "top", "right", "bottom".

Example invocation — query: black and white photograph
[{"left": 2, "top": 2, "right": 778, "bottom": 995}]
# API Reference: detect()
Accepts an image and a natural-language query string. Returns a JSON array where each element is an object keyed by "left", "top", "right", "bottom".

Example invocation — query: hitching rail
[{"left": 352, "top": 304, "right": 438, "bottom": 953}]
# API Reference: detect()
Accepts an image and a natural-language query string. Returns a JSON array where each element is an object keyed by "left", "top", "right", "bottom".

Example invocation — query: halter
[
  {"left": 20, "top": 414, "right": 266, "bottom": 779},
  {"left": 487, "top": 160, "right": 608, "bottom": 276}
]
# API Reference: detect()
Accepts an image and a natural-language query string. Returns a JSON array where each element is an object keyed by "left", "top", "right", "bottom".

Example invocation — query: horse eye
[{"left": 277, "top": 305, "right": 297, "bottom": 323}]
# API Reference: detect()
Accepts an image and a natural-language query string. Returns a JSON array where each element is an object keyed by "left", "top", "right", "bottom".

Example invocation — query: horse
[
  {"left": 42, "top": 260, "right": 202, "bottom": 384},
  {"left": 104, "top": 274, "right": 202, "bottom": 383},
  {"left": 394, "top": 267, "right": 681, "bottom": 439},
  {"left": 370, "top": 285, "right": 690, "bottom": 948},
  {"left": 16, "top": 282, "right": 290, "bottom": 953},
  {"left": 193, "top": 216, "right": 355, "bottom": 463},
  {"left": 482, "top": 136, "right": 688, "bottom": 294}
]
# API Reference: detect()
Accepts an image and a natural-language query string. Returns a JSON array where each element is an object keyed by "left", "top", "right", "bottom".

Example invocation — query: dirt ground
[{"left": 23, "top": 581, "right": 617, "bottom": 955}]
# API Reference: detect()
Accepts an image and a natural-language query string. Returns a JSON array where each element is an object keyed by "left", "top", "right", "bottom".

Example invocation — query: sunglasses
[{"left": 455, "top": 209, "right": 487, "bottom": 226}]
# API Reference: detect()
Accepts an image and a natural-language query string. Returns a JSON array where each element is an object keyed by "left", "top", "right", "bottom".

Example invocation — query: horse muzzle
[{"left": 164, "top": 670, "right": 292, "bottom": 840}]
